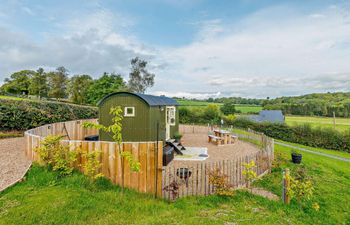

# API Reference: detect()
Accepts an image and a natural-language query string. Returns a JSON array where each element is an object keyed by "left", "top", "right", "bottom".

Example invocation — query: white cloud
[{"left": 154, "top": 4, "right": 350, "bottom": 98}]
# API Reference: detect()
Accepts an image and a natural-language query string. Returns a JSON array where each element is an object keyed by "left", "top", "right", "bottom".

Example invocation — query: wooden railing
[
  {"left": 24, "top": 119, "right": 163, "bottom": 197},
  {"left": 162, "top": 125, "right": 274, "bottom": 200}
]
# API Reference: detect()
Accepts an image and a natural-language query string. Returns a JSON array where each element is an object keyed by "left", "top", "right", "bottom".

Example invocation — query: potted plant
[
  {"left": 173, "top": 132, "right": 183, "bottom": 143},
  {"left": 291, "top": 150, "right": 302, "bottom": 164}
]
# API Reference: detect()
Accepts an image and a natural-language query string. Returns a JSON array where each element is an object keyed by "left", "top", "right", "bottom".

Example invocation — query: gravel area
[{"left": 0, "top": 137, "right": 31, "bottom": 192}]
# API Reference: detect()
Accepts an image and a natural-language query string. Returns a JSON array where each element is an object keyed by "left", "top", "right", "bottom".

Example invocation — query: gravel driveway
[{"left": 0, "top": 138, "right": 31, "bottom": 192}]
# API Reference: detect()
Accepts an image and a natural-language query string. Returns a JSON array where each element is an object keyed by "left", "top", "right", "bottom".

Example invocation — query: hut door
[
  {"left": 165, "top": 107, "right": 171, "bottom": 140},
  {"left": 165, "top": 106, "right": 176, "bottom": 140}
]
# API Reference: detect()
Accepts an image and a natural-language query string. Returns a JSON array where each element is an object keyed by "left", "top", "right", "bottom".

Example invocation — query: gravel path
[{"left": 0, "top": 138, "right": 31, "bottom": 192}]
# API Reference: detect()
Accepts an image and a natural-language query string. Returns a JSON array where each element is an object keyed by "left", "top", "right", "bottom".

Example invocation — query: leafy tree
[
  {"left": 203, "top": 104, "right": 221, "bottom": 123},
  {"left": 128, "top": 57, "right": 155, "bottom": 93},
  {"left": 86, "top": 72, "right": 127, "bottom": 104},
  {"left": 1, "top": 70, "right": 35, "bottom": 95},
  {"left": 220, "top": 102, "right": 237, "bottom": 115},
  {"left": 48, "top": 66, "right": 69, "bottom": 99},
  {"left": 68, "top": 74, "right": 93, "bottom": 104},
  {"left": 29, "top": 68, "right": 48, "bottom": 98}
]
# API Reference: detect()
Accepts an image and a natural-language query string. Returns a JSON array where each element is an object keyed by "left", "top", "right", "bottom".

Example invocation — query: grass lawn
[
  {"left": 0, "top": 95, "right": 26, "bottom": 101},
  {"left": 177, "top": 99, "right": 262, "bottom": 114},
  {"left": 1, "top": 143, "right": 349, "bottom": 224},
  {"left": 0, "top": 131, "right": 23, "bottom": 139},
  {"left": 286, "top": 115, "right": 350, "bottom": 133},
  {"left": 276, "top": 140, "right": 350, "bottom": 160}
]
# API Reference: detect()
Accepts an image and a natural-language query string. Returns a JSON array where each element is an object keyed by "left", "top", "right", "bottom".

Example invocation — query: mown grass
[
  {"left": 177, "top": 99, "right": 262, "bottom": 114},
  {"left": 276, "top": 140, "right": 350, "bottom": 160},
  {"left": 286, "top": 115, "right": 350, "bottom": 133},
  {"left": 0, "top": 145, "right": 349, "bottom": 224},
  {"left": 0, "top": 95, "right": 26, "bottom": 101},
  {"left": 0, "top": 131, "right": 23, "bottom": 139}
]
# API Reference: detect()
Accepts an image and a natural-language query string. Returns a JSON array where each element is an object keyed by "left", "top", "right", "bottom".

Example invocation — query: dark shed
[{"left": 97, "top": 92, "right": 179, "bottom": 142}]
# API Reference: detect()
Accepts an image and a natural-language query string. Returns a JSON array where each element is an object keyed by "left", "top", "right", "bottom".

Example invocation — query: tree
[
  {"left": 48, "top": 66, "right": 69, "bottom": 99},
  {"left": 86, "top": 72, "right": 127, "bottom": 104},
  {"left": 68, "top": 74, "right": 93, "bottom": 104},
  {"left": 220, "top": 102, "right": 237, "bottom": 115},
  {"left": 203, "top": 104, "right": 221, "bottom": 123},
  {"left": 1, "top": 70, "right": 35, "bottom": 95},
  {"left": 128, "top": 57, "right": 155, "bottom": 93},
  {"left": 29, "top": 68, "right": 48, "bottom": 98}
]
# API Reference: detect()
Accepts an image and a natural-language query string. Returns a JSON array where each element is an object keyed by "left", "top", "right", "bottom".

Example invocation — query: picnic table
[{"left": 213, "top": 129, "right": 232, "bottom": 145}]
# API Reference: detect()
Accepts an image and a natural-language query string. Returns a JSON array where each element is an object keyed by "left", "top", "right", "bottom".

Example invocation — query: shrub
[
  {"left": 82, "top": 150, "right": 104, "bottom": 181},
  {"left": 0, "top": 99, "right": 97, "bottom": 131},
  {"left": 242, "top": 160, "right": 257, "bottom": 189},
  {"left": 34, "top": 135, "right": 77, "bottom": 176},
  {"left": 220, "top": 102, "right": 237, "bottom": 115},
  {"left": 208, "top": 168, "right": 234, "bottom": 196},
  {"left": 232, "top": 117, "right": 350, "bottom": 152}
]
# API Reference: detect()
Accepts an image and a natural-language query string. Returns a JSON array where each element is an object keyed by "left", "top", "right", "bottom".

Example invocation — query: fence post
[
  {"left": 192, "top": 123, "right": 195, "bottom": 133},
  {"left": 282, "top": 168, "right": 291, "bottom": 204}
]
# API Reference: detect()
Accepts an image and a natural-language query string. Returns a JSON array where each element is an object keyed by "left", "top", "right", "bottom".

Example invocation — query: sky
[{"left": 0, "top": 0, "right": 350, "bottom": 99}]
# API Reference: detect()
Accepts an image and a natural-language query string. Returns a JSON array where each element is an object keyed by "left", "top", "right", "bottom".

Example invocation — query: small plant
[
  {"left": 208, "top": 168, "right": 234, "bottom": 196},
  {"left": 34, "top": 135, "right": 77, "bottom": 176},
  {"left": 242, "top": 160, "right": 257, "bottom": 189},
  {"left": 82, "top": 150, "right": 104, "bottom": 181},
  {"left": 163, "top": 179, "right": 180, "bottom": 201},
  {"left": 173, "top": 132, "right": 182, "bottom": 142},
  {"left": 272, "top": 152, "right": 287, "bottom": 169},
  {"left": 288, "top": 177, "right": 314, "bottom": 204}
]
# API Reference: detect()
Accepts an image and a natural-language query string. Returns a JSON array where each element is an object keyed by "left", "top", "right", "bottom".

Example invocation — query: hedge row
[
  {"left": 232, "top": 118, "right": 350, "bottom": 152},
  {"left": 0, "top": 99, "right": 97, "bottom": 131}
]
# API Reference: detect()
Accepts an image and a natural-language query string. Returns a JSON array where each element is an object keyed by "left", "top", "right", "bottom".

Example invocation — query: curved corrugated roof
[{"left": 97, "top": 92, "right": 179, "bottom": 107}]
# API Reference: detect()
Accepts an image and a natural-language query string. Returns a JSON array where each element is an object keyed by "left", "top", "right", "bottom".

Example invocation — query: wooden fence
[
  {"left": 162, "top": 124, "right": 274, "bottom": 200},
  {"left": 24, "top": 119, "right": 163, "bottom": 197}
]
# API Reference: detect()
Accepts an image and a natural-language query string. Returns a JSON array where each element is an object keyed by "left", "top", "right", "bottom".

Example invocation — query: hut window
[
  {"left": 124, "top": 107, "right": 135, "bottom": 117},
  {"left": 167, "top": 106, "right": 176, "bottom": 126}
]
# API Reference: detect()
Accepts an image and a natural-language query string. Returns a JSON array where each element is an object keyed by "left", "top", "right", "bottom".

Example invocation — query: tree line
[
  {"left": 263, "top": 92, "right": 350, "bottom": 118},
  {"left": 0, "top": 57, "right": 155, "bottom": 105}
]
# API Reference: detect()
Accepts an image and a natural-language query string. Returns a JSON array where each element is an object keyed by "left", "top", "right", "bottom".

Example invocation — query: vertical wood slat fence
[
  {"left": 24, "top": 119, "right": 163, "bottom": 197},
  {"left": 162, "top": 124, "right": 274, "bottom": 200}
]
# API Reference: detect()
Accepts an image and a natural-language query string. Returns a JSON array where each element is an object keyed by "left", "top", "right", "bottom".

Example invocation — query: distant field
[
  {"left": 0, "top": 95, "right": 26, "bottom": 100},
  {"left": 177, "top": 99, "right": 262, "bottom": 114},
  {"left": 286, "top": 115, "right": 350, "bottom": 132}
]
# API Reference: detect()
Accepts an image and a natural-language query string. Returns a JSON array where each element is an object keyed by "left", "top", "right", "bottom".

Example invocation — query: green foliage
[
  {"left": 121, "top": 151, "right": 141, "bottom": 172},
  {"left": 86, "top": 72, "right": 127, "bottom": 104},
  {"left": 1, "top": 70, "right": 35, "bottom": 95},
  {"left": 83, "top": 106, "right": 140, "bottom": 173},
  {"left": 128, "top": 57, "right": 155, "bottom": 93},
  {"left": 173, "top": 131, "right": 182, "bottom": 140},
  {"left": 208, "top": 168, "right": 234, "bottom": 196},
  {"left": 263, "top": 92, "right": 350, "bottom": 117},
  {"left": 220, "top": 102, "right": 237, "bottom": 115},
  {"left": 67, "top": 74, "right": 93, "bottom": 104},
  {"left": 0, "top": 99, "right": 97, "bottom": 131},
  {"left": 233, "top": 117, "right": 350, "bottom": 152},
  {"left": 47, "top": 67, "right": 69, "bottom": 99},
  {"left": 29, "top": 68, "right": 48, "bottom": 98},
  {"left": 34, "top": 135, "right": 77, "bottom": 176},
  {"left": 82, "top": 150, "right": 104, "bottom": 180},
  {"left": 242, "top": 160, "right": 257, "bottom": 188},
  {"left": 223, "top": 114, "right": 236, "bottom": 124},
  {"left": 288, "top": 176, "right": 314, "bottom": 203}
]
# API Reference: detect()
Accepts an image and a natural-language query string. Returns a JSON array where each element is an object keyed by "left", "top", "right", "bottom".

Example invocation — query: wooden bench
[
  {"left": 208, "top": 135, "right": 223, "bottom": 146},
  {"left": 231, "top": 135, "right": 238, "bottom": 143}
]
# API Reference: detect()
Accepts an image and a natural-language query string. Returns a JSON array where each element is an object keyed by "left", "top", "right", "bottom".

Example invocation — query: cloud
[
  {"left": 0, "top": 8, "right": 153, "bottom": 82},
  {"left": 154, "top": 4, "right": 350, "bottom": 98}
]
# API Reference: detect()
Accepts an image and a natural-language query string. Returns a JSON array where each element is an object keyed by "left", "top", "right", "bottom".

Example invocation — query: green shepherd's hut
[{"left": 97, "top": 92, "right": 179, "bottom": 142}]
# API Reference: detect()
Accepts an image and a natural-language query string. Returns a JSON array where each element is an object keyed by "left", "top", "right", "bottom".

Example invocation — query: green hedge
[
  {"left": 232, "top": 118, "right": 350, "bottom": 152},
  {"left": 0, "top": 99, "right": 97, "bottom": 131}
]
